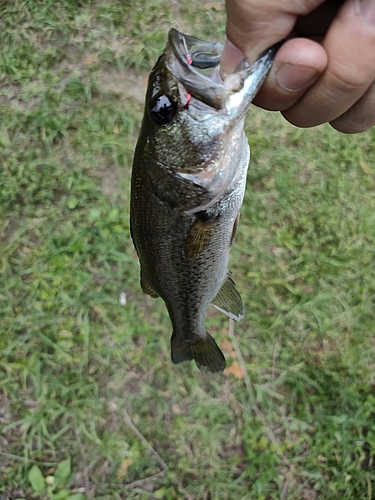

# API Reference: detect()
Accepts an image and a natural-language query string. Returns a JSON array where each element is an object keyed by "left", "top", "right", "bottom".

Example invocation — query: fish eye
[{"left": 150, "top": 95, "right": 177, "bottom": 126}]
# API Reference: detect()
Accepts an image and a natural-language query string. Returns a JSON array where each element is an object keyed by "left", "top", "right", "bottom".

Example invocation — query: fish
[{"left": 130, "top": 28, "right": 279, "bottom": 372}]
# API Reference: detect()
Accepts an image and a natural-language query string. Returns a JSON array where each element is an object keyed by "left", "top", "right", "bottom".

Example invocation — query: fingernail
[
  {"left": 276, "top": 63, "right": 319, "bottom": 92},
  {"left": 357, "top": 0, "right": 375, "bottom": 27},
  {"left": 220, "top": 39, "right": 245, "bottom": 76}
]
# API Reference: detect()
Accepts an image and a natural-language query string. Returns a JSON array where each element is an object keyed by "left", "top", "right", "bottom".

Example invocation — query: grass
[{"left": 1, "top": 0, "right": 375, "bottom": 499}]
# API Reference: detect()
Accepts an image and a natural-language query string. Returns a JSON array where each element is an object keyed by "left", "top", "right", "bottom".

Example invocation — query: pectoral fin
[
  {"left": 212, "top": 274, "right": 244, "bottom": 321},
  {"left": 185, "top": 212, "right": 219, "bottom": 259},
  {"left": 140, "top": 270, "right": 159, "bottom": 298}
]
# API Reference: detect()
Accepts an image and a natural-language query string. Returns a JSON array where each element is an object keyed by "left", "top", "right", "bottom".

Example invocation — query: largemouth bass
[{"left": 130, "top": 29, "right": 278, "bottom": 372}]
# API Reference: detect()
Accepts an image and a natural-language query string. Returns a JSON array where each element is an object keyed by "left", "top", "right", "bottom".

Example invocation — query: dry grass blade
[
  {"left": 227, "top": 319, "right": 293, "bottom": 471},
  {"left": 122, "top": 407, "right": 168, "bottom": 471},
  {"left": 0, "top": 450, "right": 57, "bottom": 467},
  {"left": 122, "top": 407, "right": 194, "bottom": 500},
  {"left": 104, "top": 470, "right": 166, "bottom": 490},
  {"left": 367, "top": 474, "right": 372, "bottom": 500}
]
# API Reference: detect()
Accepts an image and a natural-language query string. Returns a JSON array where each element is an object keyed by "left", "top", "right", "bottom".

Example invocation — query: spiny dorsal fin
[{"left": 212, "top": 274, "right": 244, "bottom": 321}]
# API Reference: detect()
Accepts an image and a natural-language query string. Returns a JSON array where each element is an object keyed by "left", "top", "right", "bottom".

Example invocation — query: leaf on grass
[
  {"left": 28, "top": 465, "right": 46, "bottom": 494},
  {"left": 360, "top": 159, "right": 372, "bottom": 174},
  {"left": 67, "top": 197, "right": 78, "bottom": 210},
  {"left": 83, "top": 55, "right": 98, "bottom": 65},
  {"left": 154, "top": 487, "right": 167, "bottom": 499},
  {"left": 117, "top": 458, "right": 133, "bottom": 479},
  {"left": 203, "top": 2, "right": 224, "bottom": 10},
  {"left": 219, "top": 340, "right": 236, "bottom": 358},
  {"left": 172, "top": 403, "right": 182, "bottom": 415},
  {"left": 225, "top": 362, "right": 244, "bottom": 379},
  {"left": 54, "top": 458, "right": 72, "bottom": 486},
  {"left": 53, "top": 489, "right": 73, "bottom": 500}
]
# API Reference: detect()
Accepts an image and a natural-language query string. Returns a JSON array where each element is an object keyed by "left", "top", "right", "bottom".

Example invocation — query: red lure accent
[
  {"left": 179, "top": 33, "right": 192, "bottom": 109},
  {"left": 183, "top": 92, "right": 191, "bottom": 110},
  {"left": 184, "top": 55, "right": 192, "bottom": 108}
]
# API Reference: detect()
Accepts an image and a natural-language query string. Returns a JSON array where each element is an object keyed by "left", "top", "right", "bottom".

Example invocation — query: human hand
[{"left": 222, "top": 0, "right": 375, "bottom": 133}]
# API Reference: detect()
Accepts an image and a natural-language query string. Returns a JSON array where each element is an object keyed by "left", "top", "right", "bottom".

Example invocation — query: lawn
[{"left": 1, "top": 1, "right": 375, "bottom": 499}]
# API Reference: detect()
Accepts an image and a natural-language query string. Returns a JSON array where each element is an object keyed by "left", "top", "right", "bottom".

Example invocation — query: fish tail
[{"left": 171, "top": 332, "right": 226, "bottom": 372}]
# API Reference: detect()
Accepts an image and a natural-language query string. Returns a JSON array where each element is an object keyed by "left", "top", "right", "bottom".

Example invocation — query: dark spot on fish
[
  {"left": 196, "top": 210, "right": 219, "bottom": 223},
  {"left": 149, "top": 94, "right": 177, "bottom": 126}
]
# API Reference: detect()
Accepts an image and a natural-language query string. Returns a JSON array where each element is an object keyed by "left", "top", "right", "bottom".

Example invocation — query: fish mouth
[{"left": 166, "top": 28, "right": 280, "bottom": 113}]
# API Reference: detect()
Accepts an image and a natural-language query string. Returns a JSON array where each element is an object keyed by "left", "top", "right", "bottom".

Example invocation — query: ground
[{"left": 1, "top": 1, "right": 375, "bottom": 499}]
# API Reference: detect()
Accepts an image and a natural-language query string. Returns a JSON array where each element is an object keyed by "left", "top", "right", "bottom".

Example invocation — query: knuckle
[
  {"left": 328, "top": 60, "right": 372, "bottom": 97},
  {"left": 281, "top": 108, "right": 313, "bottom": 128},
  {"left": 330, "top": 119, "right": 370, "bottom": 134},
  {"left": 330, "top": 112, "right": 375, "bottom": 134},
  {"left": 330, "top": 82, "right": 375, "bottom": 134}
]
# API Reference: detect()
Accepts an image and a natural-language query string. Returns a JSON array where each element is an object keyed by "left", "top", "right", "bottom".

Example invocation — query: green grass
[{"left": 1, "top": 1, "right": 375, "bottom": 499}]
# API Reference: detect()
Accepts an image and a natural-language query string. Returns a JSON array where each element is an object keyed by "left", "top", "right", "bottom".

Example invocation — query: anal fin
[
  {"left": 212, "top": 274, "right": 244, "bottom": 321},
  {"left": 140, "top": 270, "right": 159, "bottom": 298}
]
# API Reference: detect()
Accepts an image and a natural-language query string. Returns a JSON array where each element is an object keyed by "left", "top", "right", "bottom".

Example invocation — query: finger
[
  {"left": 252, "top": 37, "right": 327, "bottom": 111},
  {"left": 282, "top": 0, "right": 375, "bottom": 128},
  {"left": 220, "top": 39, "right": 247, "bottom": 76},
  {"left": 330, "top": 80, "right": 375, "bottom": 133},
  {"left": 222, "top": 0, "right": 326, "bottom": 74},
  {"left": 294, "top": 0, "right": 346, "bottom": 37}
]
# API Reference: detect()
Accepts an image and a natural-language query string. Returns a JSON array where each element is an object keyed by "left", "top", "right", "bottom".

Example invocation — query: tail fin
[{"left": 171, "top": 332, "right": 226, "bottom": 372}]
